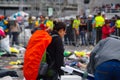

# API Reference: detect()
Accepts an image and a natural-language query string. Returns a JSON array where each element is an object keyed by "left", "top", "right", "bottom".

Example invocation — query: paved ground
[
  {"left": 0, "top": 45, "right": 94, "bottom": 80},
  {"left": 0, "top": 56, "right": 23, "bottom": 80}
]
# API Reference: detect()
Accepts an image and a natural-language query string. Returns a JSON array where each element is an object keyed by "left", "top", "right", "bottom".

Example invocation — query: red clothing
[
  {"left": 0, "top": 28, "right": 5, "bottom": 37},
  {"left": 39, "top": 23, "right": 47, "bottom": 30},
  {"left": 102, "top": 25, "right": 114, "bottom": 39}
]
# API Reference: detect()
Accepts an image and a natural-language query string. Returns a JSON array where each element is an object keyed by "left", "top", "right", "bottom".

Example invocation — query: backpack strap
[
  {"left": 47, "top": 34, "right": 59, "bottom": 68},
  {"left": 41, "top": 34, "right": 58, "bottom": 63},
  {"left": 51, "top": 34, "right": 59, "bottom": 38}
]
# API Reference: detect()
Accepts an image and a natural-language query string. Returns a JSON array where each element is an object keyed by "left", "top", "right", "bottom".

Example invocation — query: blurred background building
[{"left": 0, "top": 0, "right": 120, "bottom": 18}]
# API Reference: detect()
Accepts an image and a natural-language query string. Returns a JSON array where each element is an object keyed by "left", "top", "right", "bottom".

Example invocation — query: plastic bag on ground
[
  {"left": 0, "top": 76, "right": 13, "bottom": 80},
  {"left": 61, "top": 75, "right": 82, "bottom": 80},
  {"left": 0, "top": 36, "right": 10, "bottom": 53},
  {"left": 18, "top": 29, "right": 31, "bottom": 47}
]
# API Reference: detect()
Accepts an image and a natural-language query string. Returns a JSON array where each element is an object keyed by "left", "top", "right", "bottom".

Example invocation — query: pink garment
[{"left": 0, "top": 29, "right": 5, "bottom": 37}]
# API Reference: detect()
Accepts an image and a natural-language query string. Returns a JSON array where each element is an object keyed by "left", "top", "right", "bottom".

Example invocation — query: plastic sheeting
[
  {"left": 0, "top": 76, "right": 13, "bottom": 80},
  {"left": 0, "top": 36, "right": 10, "bottom": 53},
  {"left": 18, "top": 29, "right": 32, "bottom": 47}
]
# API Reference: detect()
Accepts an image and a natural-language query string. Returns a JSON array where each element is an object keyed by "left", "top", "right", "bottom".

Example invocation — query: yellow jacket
[
  {"left": 35, "top": 20, "right": 40, "bottom": 27},
  {"left": 46, "top": 20, "right": 54, "bottom": 30},
  {"left": 95, "top": 16, "right": 105, "bottom": 28},
  {"left": 72, "top": 19, "right": 80, "bottom": 30},
  {"left": 116, "top": 20, "right": 120, "bottom": 28}
]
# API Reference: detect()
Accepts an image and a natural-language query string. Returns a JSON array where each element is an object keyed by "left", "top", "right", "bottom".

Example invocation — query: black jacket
[
  {"left": 47, "top": 31, "right": 64, "bottom": 75},
  {"left": 87, "top": 20, "right": 93, "bottom": 32}
]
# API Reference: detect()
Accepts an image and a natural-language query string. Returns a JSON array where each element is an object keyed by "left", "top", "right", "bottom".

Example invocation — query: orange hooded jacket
[{"left": 23, "top": 30, "right": 52, "bottom": 80}]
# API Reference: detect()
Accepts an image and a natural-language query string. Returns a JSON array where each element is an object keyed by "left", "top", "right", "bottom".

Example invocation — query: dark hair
[
  {"left": 53, "top": 22, "right": 66, "bottom": 31},
  {"left": 98, "top": 12, "right": 101, "bottom": 15},
  {"left": 105, "top": 20, "right": 110, "bottom": 24},
  {"left": 40, "top": 15, "right": 45, "bottom": 18},
  {"left": 76, "top": 15, "right": 79, "bottom": 19},
  {"left": 118, "top": 16, "right": 120, "bottom": 19}
]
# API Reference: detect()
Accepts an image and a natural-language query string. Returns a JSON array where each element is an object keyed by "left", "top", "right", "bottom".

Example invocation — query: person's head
[
  {"left": 112, "top": 17, "right": 115, "bottom": 20},
  {"left": 53, "top": 22, "right": 66, "bottom": 38},
  {"left": 76, "top": 15, "right": 80, "bottom": 19},
  {"left": 117, "top": 16, "right": 120, "bottom": 20},
  {"left": 45, "top": 16, "right": 49, "bottom": 20},
  {"left": 70, "top": 18, "right": 74, "bottom": 24},
  {"left": 49, "top": 16, "right": 53, "bottom": 21},
  {"left": 80, "top": 17, "right": 84, "bottom": 21},
  {"left": 40, "top": 15, "right": 45, "bottom": 22},
  {"left": 88, "top": 15, "right": 93, "bottom": 19},
  {"left": 97, "top": 12, "right": 101, "bottom": 16},
  {"left": 105, "top": 20, "right": 110, "bottom": 26}
]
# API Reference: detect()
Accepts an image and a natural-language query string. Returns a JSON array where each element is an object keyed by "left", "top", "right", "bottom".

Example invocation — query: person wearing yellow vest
[
  {"left": 94, "top": 12, "right": 105, "bottom": 43},
  {"left": 115, "top": 17, "right": 120, "bottom": 36},
  {"left": 46, "top": 16, "right": 54, "bottom": 32},
  {"left": 72, "top": 16, "right": 80, "bottom": 46},
  {"left": 35, "top": 20, "right": 40, "bottom": 27},
  {"left": 28, "top": 16, "right": 33, "bottom": 29}
]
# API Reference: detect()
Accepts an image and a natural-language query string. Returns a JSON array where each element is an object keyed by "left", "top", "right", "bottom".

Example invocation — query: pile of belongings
[
  {"left": 63, "top": 50, "right": 91, "bottom": 70},
  {"left": 0, "top": 35, "right": 26, "bottom": 57},
  {"left": 0, "top": 69, "right": 18, "bottom": 78}
]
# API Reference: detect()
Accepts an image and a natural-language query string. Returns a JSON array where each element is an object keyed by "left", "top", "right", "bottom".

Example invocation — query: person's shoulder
[
  {"left": 51, "top": 32, "right": 61, "bottom": 40},
  {"left": 51, "top": 34, "right": 60, "bottom": 40}
]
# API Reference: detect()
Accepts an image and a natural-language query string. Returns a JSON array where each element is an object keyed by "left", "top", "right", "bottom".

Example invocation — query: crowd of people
[
  {"left": 65, "top": 13, "right": 120, "bottom": 47},
  {"left": 94, "top": 3, "right": 120, "bottom": 13},
  {"left": 0, "top": 12, "right": 120, "bottom": 47}
]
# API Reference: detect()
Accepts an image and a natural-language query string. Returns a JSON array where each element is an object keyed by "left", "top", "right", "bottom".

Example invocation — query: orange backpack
[{"left": 23, "top": 30, "right": 52, "bottom": 80}]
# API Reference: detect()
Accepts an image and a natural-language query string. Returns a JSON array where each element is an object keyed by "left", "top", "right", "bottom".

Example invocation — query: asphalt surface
[{"left": 0, "top": 44, "right": 94, "bottom": 80}]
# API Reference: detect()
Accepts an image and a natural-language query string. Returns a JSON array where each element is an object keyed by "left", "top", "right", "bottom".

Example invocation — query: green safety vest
[
  {"left": 95, "top": 16, "right": 105, "bottom": 28},
  {"left": 46, "top": 20, "right": 54, "bottom": 30},
  {"left": 116, "top": 20, "right": 120, "bottom": 28},
  {"left": 72, "top": 19, "right": 80, "bottom": 30}
]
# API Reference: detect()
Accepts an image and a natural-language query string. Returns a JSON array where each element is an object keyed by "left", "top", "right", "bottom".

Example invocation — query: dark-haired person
[
  {"left": 102, "top": 20, "right": 115, "bottom": 39},
  {"left": 39, "top": 15, "right": 47, "bottom": 30},
  {"left": 45, "top": 22, "right": 66, "bottom": 80},
  {"left": 10, "top": 20, "right": 20, "bottom": 45},
  {"left": 93, "top": 12, "right": 105, "bottom": 43}
]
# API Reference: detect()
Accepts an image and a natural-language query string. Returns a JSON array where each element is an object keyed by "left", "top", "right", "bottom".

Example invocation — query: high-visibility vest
[
  {"left": 46, "top": 20, "right": 54, "bottom": 30},
  {"left": 28, "top": 18, "right": 33, "bottom": 24},
  {"left": 72, "top": 19, "right": 80, "bottom": 30},
  {"left": 116, "top": 20, "right": 120, "bottom": 28},
  {"left": 35, "top": 20, "right": 40, "bottom": 27},
  {"left": 95, "top": 16, "right": 105, "bottom": 28}
]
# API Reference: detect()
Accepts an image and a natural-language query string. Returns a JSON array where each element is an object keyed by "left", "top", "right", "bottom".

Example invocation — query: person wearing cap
[
  {"left": 93, "top": 12, "right": 105, "bottom": 43},
  {"left": 87, "top": 15, "right": 94, "bottom": 45}
]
